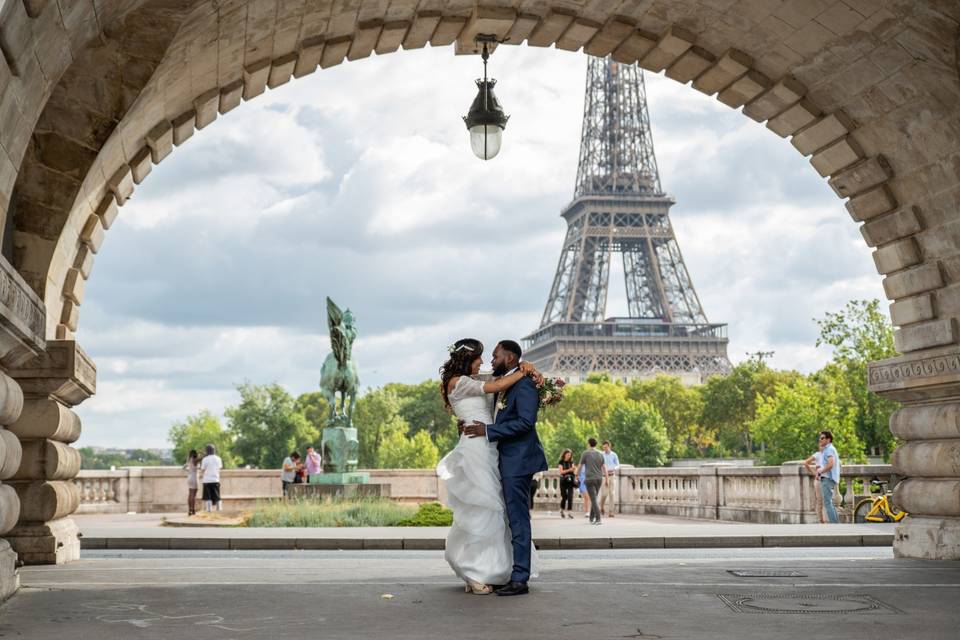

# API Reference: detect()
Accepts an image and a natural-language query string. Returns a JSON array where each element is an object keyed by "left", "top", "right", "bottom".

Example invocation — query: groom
[{"left": 463, "top": 339, "right": 548, "bottom": 596}]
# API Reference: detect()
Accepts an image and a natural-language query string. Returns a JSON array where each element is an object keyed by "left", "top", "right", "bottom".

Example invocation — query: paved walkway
[
  {"left": 73, "top": 513, "right": 896, "bottom": 550},
  {"left": 4, "top": 548, "right": 959, "bottom": 639}
]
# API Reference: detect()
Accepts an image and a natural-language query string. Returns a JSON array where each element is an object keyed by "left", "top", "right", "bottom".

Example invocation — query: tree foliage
[
  {"left": 814, "top": 299, "right": 898, "bottom": 457},
  {"left": 225, "top": 383, "right": 319, "bottom": 468},
  {"left": 748, "top": 377, "right": 865, "bottom": 466},
  {"left": 601, "top": 399, "right": 670, "bottom": 467},
  {"left": 627, "top": 375, "right": 706, "bottom": 458},
  {"left": 168, "top": 410, "right": 238, "bottom": 467}
]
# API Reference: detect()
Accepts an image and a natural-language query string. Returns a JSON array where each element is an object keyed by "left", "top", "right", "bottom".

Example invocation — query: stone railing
[{"left": 76, "top": 463, "right": 895, "bottom": 523}]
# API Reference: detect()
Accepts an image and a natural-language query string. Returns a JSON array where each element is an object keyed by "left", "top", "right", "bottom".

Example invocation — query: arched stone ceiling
[{"left": 0, "top": 0, "right": 958, "bottom": 355}]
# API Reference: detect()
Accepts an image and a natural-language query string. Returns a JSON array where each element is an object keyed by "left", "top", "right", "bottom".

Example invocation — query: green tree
[
  {"left": 225, "top": 383, "right": 319, "bottom": 468},
  {"left": 541, "top": 412, "right": 600, "bottom": 464},
  {"left": 293, "top": 391, "right": 330, "bottom": 432},
  {"left": 377, "top": 427, "right": 440, "bottom": 469},
  {"left": 814, "top": 299, "right": 898, "bottom": 458},
  {"left": 168, "top": 410, "right": 238, "bottom": 467},
  {"left": 627, "top": 375, "right": 707, "bottom": 458},
  {"left": 541, "top": 378, "right": 627, "bottom": 426},
  {"left": 748, "top": 377, "right": 866, "bottom": 466},
  {"left": 354, "top": 386, "right": 406, "bottom": 468},
  {"left": 600, "top": 399, "right": 669, "bottom": 467},
  {"left": 699, "top": 360, "right": 801, "bottom": 456},
  {"left": 386, "top": 380, "right": 455, "bottom": 440}
]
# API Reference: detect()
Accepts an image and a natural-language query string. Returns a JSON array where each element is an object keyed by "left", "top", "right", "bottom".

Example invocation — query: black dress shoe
[{"left": 495, "top": 581, "right": 529, "bottom": 596}]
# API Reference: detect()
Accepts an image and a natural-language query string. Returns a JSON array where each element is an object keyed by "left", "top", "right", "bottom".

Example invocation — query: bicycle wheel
[{"left": 853, "top": 499, "right": 875, "bottom": 523}]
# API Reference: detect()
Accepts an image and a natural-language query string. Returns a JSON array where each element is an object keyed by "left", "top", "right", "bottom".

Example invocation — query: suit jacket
[{"left": 485, "top": 376, "right": 549, "bottom": 477}]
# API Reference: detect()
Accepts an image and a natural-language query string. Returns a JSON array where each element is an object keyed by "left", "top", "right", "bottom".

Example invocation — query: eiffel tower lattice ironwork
[{"left": 523, "top": 56, "right": 731, "bottom": 384}]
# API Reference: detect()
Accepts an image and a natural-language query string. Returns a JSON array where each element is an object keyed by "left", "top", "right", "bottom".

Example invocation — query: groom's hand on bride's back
[{"left": 463, "top": 421, "right": 487, "bottom": 438}]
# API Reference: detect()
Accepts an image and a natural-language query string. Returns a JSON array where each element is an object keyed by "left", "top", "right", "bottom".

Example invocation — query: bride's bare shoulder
[{"left": 447, "top": 376, "right": 462, "bottom": 392}]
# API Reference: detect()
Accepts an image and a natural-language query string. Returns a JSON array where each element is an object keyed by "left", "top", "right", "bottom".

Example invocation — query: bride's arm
[{"left": 481, "top": 362, "right": 540, "bottom": 393}]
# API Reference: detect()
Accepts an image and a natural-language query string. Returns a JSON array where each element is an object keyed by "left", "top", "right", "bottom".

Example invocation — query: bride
[{"left": 436, "top": 338, "right": 539, "bottom": 595}]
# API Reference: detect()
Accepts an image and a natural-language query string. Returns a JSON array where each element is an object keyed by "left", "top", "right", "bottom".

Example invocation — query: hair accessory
[{"left": 447, "top": 343, "right": 473, "bottom": 355}]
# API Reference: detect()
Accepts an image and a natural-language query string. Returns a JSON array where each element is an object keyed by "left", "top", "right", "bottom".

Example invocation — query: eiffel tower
[{"left": 522, "top": 57, "right": 731, "bottom": 384}]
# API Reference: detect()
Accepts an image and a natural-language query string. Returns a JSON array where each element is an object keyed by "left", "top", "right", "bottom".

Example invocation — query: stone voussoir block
[
  {"left": 106, "top": 165, "right": 134, "bottom": 205},
  {"left": 193, "top": 89, "right": 219, "bottom": 128},
  {"left": 792, "top": 111, "right": 856, "bottom": 156},
  {"left": 612, "top": 28, "right": 657, "bottom": 64},
  {"left": 894, "top": 318, "right": 957, "bottom": 353},
  {"left": 219, "top": 79, "right": 243, "bottom": 114},
  {"left": 242, "top": 59, "right": 271, "bottom": 100},
  {"left": 810, "top": 135, "right": 864, "bottom": 177},
  {"left": 528, "top": 10, "right": 576, "bottom": 48},
  {"left": 375, "top": 21, "right": 410, "bottom": 55},
  {"left": 79, "top": 214, "right": 104, "bottom": 253},
  {"left": 73, "top": 244, "right": 94, "bottom": 279},
  {"left": 846, "top": 185, "right": 898, "bottom": 222},
  {"left": 717, "top": 70, "right": 771, "bottom": 109},
  {"left": 665, "top": 46, "right": 715, "bottom": 84},
  {"left": 171, "top": 110, "right": 196, "bottom": 146},
  {"left": 583, "top": 18, "right": 635, "bottom": 57},
  {"left": 59, "top": 299, "right": 79, "bottom": 332},
  {"left": 883, "top": 262, "right": 943, "bottom": 300},
  {"left": 294, "top": 36, "right": 325, "bottom": 77},
  {"left": 348, "top": 20, "right": 383, "bottom": 60},
  {"left": 873, "top": 237, "right": 921, "bottom": 274},
  {"left": 320, "top": 36, "right": 351, "bottom": 69},
  {"left": 742, "top": 76, "right": 806, "bottom": 123},
  {"left": 403, "top": 11, "right": 441, "bottom": 50},
  {"left": 129, "top": 146, "right": 152, "bottom": 184},
  {"left": 62, "top": 267, "right": 85, "bottom": 305},
  {"left": 268, "top": 52, "right": 298, "bottom": 88},
  {"left": 889, "top": 294, "right": 935, "bottom": 326},
  {"left": 431, "top": 16, "right": 468, "bottom": 47},
  {"left": 145, "top": 121, "right": 173, "bottom": 164},
  {"left": 692, "top": 49, "right": 752, "bottom": 96},
  {"left": 860, "top": 206, "right": 922, "bottom": 248},
  {"left": 828, "top": 156, "right": 892, "bottom": 199},
  {"left": 556, "top": 18, "right": 602, "bottom": 52},
  {"left": 639, "top": 26, "right": 695, "bottom": 73},
  {"left": 767, "top": 99, "right": 820, "bottom": 137}
]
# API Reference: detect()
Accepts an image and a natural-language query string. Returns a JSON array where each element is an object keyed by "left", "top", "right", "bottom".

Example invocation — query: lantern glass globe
[{"left": 469, "top": 124, "right": 503, "bottom": 160}]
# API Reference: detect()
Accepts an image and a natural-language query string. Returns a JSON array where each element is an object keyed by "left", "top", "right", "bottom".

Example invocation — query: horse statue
[{"left": 319, "top": 297, "right": 359, "bottom": 425}]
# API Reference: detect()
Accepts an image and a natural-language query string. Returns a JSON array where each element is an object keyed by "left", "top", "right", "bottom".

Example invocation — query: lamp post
[{"left": 463, "top": 34, "right": 509, "bottom": 161}]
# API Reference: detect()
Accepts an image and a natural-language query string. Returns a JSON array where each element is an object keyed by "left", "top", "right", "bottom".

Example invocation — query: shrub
[{"left": 397, "top": 501, "right": 453, "bottom": 527}]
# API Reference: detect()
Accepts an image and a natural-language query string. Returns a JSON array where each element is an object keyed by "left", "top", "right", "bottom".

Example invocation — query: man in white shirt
[
  {"left": 600, "top": 441, "right": 620, "bottom": 518},
  {"left": 200, "top": 443, "right": 224, "bottom": 512},
  {"left": 816, "top": 431, "right": 841, "bottom": 523},
  {"left": 281, "top": 451, "right": 300, "bottom": 498}
]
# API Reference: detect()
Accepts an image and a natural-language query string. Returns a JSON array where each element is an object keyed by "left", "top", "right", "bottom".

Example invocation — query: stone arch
[{"left": 0, "top": 1, "right": 957, "bottom": 563}]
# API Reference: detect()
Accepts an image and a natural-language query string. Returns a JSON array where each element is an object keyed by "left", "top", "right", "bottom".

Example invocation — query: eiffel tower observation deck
[{"left": 523, "top": 57, "right": 731, "bottom": 384}]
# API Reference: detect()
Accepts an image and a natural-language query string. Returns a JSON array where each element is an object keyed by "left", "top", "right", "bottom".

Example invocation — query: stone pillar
[
  {"left": 868, "top": 345, "right": 960, "bottom": 559},
  {"left": 0, "top": 371, "right": 24, "bottom": 600},
  {"left": 5, "top": 340, "right": 95, "bottom": 565}
]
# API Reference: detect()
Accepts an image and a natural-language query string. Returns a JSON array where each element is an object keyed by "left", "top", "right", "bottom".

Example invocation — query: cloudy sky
[{"left": 73, "top": 45, "right": 885, "bottom": 449}]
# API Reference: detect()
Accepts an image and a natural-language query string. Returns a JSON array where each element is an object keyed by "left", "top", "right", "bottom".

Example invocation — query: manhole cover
[
  {"left": 727, "top": 570, "right": 807, "bottom": 577},
  {"left": 717, "top": 593, "right": 903, "bottom": 615}
]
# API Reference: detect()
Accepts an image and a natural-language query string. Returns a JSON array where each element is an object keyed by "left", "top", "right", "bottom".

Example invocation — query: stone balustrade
[{"left": 76, "top": 463, "right": 896, "bottom": 524}]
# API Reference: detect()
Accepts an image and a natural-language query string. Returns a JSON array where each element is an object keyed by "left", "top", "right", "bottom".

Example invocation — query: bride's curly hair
[{"left": 439, "top": 338, "right": 484, "bottom": 410}]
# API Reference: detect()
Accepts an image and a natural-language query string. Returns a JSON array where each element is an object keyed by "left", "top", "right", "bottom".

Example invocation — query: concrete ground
[
  {"left": 3, "top": 547, "right": 959, "bottom": 639},
  {"left": 71, "top": 512, "right": 896, "bottom": 550}
]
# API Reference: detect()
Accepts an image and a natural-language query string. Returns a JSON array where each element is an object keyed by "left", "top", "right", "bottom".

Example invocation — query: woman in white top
[
  {"left": 436, "top": 338, "right": 540, "bottom": 595},
  {"left": 184, "top": 449, "right": 199, "bottom": 516},
  {"left": 200, "top": 443, "right": 224, "bottom": 512}
]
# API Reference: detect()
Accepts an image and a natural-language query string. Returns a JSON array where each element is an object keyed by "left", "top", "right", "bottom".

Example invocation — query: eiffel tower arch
[{"left": 523, "top": 57, "right": 731, "bottom": 385}]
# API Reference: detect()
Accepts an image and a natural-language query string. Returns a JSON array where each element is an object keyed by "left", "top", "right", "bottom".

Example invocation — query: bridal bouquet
[{"left": 536, "top": 376, "right": 566, "bottom": 408}]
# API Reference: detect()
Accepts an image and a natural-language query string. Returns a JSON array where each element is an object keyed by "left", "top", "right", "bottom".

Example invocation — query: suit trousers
[{"left": 501, "top": 474, "right": 534, "bottom": 583}]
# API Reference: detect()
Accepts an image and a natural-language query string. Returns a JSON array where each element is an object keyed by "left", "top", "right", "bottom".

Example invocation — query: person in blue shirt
[
  {"left": 816, "top": 430, "right": 842, "bottom": 523},
  {"left": 601, "top": 440, "right": 620, "bottom": 518}
]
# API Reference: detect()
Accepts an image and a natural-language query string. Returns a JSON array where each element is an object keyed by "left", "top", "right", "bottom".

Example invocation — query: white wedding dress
[{"left": 436, "top": 376, "right": 538, "bottom": 586}]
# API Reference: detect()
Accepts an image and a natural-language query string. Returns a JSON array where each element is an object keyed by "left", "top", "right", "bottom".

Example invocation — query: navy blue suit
[{"left": 485, "top": 375, "right": 548, "bottom": 583}]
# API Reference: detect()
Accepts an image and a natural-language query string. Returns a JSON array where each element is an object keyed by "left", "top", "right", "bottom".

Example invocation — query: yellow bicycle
[{"left": 853, "top": 478, "right": 906, "bottom": 523}]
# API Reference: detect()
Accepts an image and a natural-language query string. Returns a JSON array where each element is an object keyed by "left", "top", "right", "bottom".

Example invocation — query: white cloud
[{"left": 74, "top": 45, "right": 885, "bottom": 448}]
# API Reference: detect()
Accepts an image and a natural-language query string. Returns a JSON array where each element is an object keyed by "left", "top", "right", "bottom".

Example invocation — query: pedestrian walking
[
  {"left": 184, "top": 449, "right": 199, "bottom": 516},
  {"left": 600, "top": 440, "right": 619, "bottom": 518},
  {"left": 304, "top": 446, "right": 322, "bottom": 483},
  {"left": 578, "top": 438, "right": 607, "bottom": 525},
  {"left": 558, "top": 449, "right": 576, "bottom": 519},
  {"left": 816, "top": 430, "right": 841, "bottom": 523},
  {"left": 282, "top": 451, "right": 300, "bottom": 498},
  {"left": 200, "top": 443, "right": 224, "bottom": 512},
  {"left": 802, "top": 439, "right": 827, "bottom": 523}
]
